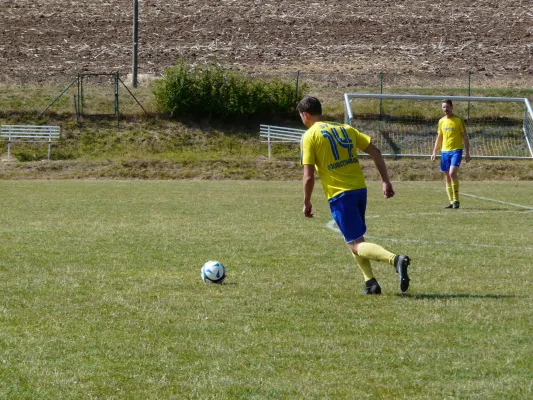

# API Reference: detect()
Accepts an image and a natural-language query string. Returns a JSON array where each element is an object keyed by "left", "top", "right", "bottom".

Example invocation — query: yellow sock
[
  {"left": 352, "top": 253, "right": 374, "bottom": 281},
  {"left": 446, "top": 183, "right": 453, "bottom": 203},
  {"left": 451, "top": 179, "right": 459, "bottom": 202},
  {"left": 357, "top": 242, "right": 396, "bottom": 265}
]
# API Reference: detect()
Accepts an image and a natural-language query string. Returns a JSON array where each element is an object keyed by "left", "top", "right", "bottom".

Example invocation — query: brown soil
[{"left": 1, "top": 0, "right": 532, "bottom": 86}]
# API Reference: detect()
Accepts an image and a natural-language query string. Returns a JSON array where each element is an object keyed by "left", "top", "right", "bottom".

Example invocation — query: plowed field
[{"left": 1, "top": 0, "right": 532, "bottom": 85}]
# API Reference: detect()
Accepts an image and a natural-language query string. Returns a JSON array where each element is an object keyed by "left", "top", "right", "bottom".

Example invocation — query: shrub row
[{"left": 153, "top": 60, "right": 308, "bottom": 121}]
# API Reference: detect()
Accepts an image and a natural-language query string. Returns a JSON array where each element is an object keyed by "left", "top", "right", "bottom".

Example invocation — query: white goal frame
[{"left": 344, "top": 93, "right": 533, "bottom": 159}]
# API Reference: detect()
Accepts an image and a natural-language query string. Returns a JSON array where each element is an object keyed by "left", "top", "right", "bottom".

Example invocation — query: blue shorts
[
  {"left": 329, "top": 189, "right": 367, "bottom": 243},
  {"left": 440, "top": 150, "right": 463, "bottom": 172}
]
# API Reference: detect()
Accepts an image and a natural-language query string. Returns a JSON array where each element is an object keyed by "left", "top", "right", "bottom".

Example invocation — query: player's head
[
  {"left": 297, "top": 96, "right": 322, "bottom": 127},
  {"left": 297, "top": 96, "right": 322, "bottom": 116},
  {"left": 442, "top": 99, "right": 454, "bottom": 117}
]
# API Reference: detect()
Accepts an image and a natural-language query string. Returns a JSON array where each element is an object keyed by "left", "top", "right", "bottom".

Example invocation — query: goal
[{"left": 343, "top": 94, "right": 533, "bottom": 159}]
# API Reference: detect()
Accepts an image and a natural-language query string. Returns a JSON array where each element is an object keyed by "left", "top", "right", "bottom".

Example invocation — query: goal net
[{"left": 343, "top": 94, "right": 533, "bottom": 159}]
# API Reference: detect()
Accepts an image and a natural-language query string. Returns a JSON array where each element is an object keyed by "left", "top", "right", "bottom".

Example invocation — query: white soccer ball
[{"left": 201, "top": 261, "right": 226, "bottom": 284}]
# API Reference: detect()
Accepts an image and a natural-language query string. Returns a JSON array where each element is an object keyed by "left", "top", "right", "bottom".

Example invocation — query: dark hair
[
  {"left": 442, "top": 99, "right": 453, "bottom": 106},
  {"left": 296, "top": 96, "right": 322, "bottom": 116}
]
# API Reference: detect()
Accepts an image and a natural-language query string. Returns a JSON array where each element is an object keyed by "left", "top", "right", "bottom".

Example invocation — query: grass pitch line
[
  {"left": 363, "top": 192, "right": 533, "bottom": 219},
  {"left": 365, "top": 235, "right": 533, "bottom": 251},
  {"left": 461, "top": 192, "right": 533, "bottom": 210},
  {"left": 365, "top": 208, "right": 533, "bottom": 219},
  {"left": 325, "top": 220, "right": 533, "bottom": 251}
]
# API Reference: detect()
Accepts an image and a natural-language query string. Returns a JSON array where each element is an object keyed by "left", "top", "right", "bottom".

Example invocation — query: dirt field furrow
[{"left": 1, "top": 0, "right": 532, "bottom": 84}]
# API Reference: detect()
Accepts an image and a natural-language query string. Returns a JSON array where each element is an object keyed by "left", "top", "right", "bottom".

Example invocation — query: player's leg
[
  {"left": 352, "top": 252, "right": 381, "bottom": 294},
  {"left": 330, "top": 190, "right": 411, "bottom": 293},
  {"left": 449, "top": 166, "right": 459, "bottom": 207},
  {"left": 449, "top": 150, "right": 463, "bottom": 209},
  {"left": 330, "top": 190, "right": 380, "bottom": 293},
  {"left": 441, "top": 151, "right": 454, "bottom": 208},
  {"left": 349, "top": 240, "right": 411, "bottom": 293},
  {"left": 444, "top": 172, "right": 454, "bottom": 207}
]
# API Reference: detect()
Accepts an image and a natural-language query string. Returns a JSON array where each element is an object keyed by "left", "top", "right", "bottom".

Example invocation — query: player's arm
[
  {"left": 364, "top": 142, "right": 395, "bottom": 199},
  {"left": 431, "top": 133, "right": 442, "bottom": 161},
  {"left": 462, "top": 130, "right": 471, "bottom": 162},
  {"left": 302, "top": 164, "right": 315, "bottom": 217}
]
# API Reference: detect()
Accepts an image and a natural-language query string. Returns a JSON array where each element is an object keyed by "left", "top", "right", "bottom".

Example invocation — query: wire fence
[{"left": 245, "top": 70, "right": 533, "bottom": 99}]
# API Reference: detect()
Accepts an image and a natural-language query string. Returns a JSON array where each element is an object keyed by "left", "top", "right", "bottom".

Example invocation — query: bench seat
[{"left": 1, "top": 124, "right": 61, "bottom": 160}]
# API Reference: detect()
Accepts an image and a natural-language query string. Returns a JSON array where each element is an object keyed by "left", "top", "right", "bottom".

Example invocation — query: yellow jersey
[
  {"left": 301, "top": 121, "right": 371, "bottom": 200},
  {"left": 438, "top": 115, "right": 466, "bottom": 151}
]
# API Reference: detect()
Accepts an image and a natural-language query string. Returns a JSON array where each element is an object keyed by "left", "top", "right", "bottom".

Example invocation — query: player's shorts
[
  {"left": 440, "top": 149, "right": 463, "bottom": 172},
  {"left": 329, "top": 188, "right": 367, "bottom": 243}
]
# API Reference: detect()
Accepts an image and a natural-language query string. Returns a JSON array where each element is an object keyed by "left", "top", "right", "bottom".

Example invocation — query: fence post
[
  {"left": 295, "top": 70, "right": 300, "bottom": 104},
  {"left": 114, "top": 72, "right": 120, "bottom": 128},
  {"left": 47, "top": 127, "right": 51, "bottom": 160},
  {"left": 467, "top": 71, "right": 472, "bottom": 121},
  {"left": 267, "top": 126, "right": 272, "bottom": 159},
  {"left": 7, "top": 128, "right": 11, "bottom": 161},
  {"left": 78, "top": 73, "right": 83, "bottom": 117},
  {"left": 379, "top": 72, "right": 384, "bottom": 119}
]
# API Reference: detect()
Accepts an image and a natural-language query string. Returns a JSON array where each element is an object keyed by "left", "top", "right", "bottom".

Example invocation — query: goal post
[{"left": 343, "top": 93, "right": 533, "bottom": 159}]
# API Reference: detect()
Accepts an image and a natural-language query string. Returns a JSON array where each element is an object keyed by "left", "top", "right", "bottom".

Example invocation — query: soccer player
[
  {"left": 431, "top": 99, "right": 471, "bottom": 209},
  {"left": 297, "top": 96, "right": 410, "bottom": 295}
]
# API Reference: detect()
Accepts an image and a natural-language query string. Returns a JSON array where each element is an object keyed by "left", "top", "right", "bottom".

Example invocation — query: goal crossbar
[{"left": 344, "top": 93, "right": 533, "bottom": 159}]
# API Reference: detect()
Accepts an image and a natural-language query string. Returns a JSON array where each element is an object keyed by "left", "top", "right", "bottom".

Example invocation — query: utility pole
[{"left": 132, "top": 0, "right": 139, "bottom": 87}]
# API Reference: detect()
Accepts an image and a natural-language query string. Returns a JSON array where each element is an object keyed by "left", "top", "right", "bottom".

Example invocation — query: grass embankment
[
  {"left": 1, "top": 84, "right": 532, "bottom": 180},
  {"left": 2, "top": 154, "right": 532, "bottom": 181}
]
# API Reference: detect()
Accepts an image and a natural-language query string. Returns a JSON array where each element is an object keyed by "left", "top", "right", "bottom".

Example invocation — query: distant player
[
  {"left": 431, "top": 99, "right": 471, "bottom": 209},
  {"left": 297, "top": 96, "right": 411, "bottom": 294}
]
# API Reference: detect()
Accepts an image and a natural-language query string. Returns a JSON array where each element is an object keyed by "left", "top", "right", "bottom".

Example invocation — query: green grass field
[{"left": 0, "top": 180, "right": 531, "bottom": 399}]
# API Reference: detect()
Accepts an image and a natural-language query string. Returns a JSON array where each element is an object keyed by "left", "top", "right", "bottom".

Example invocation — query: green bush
[{"left": 153, "top": 60, "right": 308, "bottom": 121}]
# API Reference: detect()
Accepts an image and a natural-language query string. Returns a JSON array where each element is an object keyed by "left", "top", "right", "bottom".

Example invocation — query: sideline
[
  {"left": 461, "top": 192, "right": 533, "bottom": 210},
  {"left": 326, "top": 193, "right": 533, "bottom": 251},
  {"left": 326, "top": 220, "right": 533, "bottom": 251},
  {"left": 365, "top": 209, "right": 533, "bottom": 219}
]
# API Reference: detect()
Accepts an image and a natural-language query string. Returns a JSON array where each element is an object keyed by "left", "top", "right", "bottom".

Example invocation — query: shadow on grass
[{"left": 397, "top": 293, "right": 523, "bottom": 300}]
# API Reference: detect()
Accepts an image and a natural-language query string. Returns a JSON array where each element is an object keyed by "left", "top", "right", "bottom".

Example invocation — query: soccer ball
[{"left": 201, "top": 261, "right": 226, "bottom": 284}]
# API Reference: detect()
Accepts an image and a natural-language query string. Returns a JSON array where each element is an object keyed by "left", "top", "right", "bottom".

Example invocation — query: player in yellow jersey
[
  {"left": 297, "top": 96, "right": 411, "bottom": 294},
  {"left": 431, "top": 99, "right": 471, "bottom": 209}
]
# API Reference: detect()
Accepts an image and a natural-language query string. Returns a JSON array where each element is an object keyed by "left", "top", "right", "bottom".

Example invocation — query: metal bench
[
  {"left": 1, "top": 125, "right": 61, "bottom": 161},
  {"left": 259, "top": 124, "right": 306, "bottom": 159}
]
